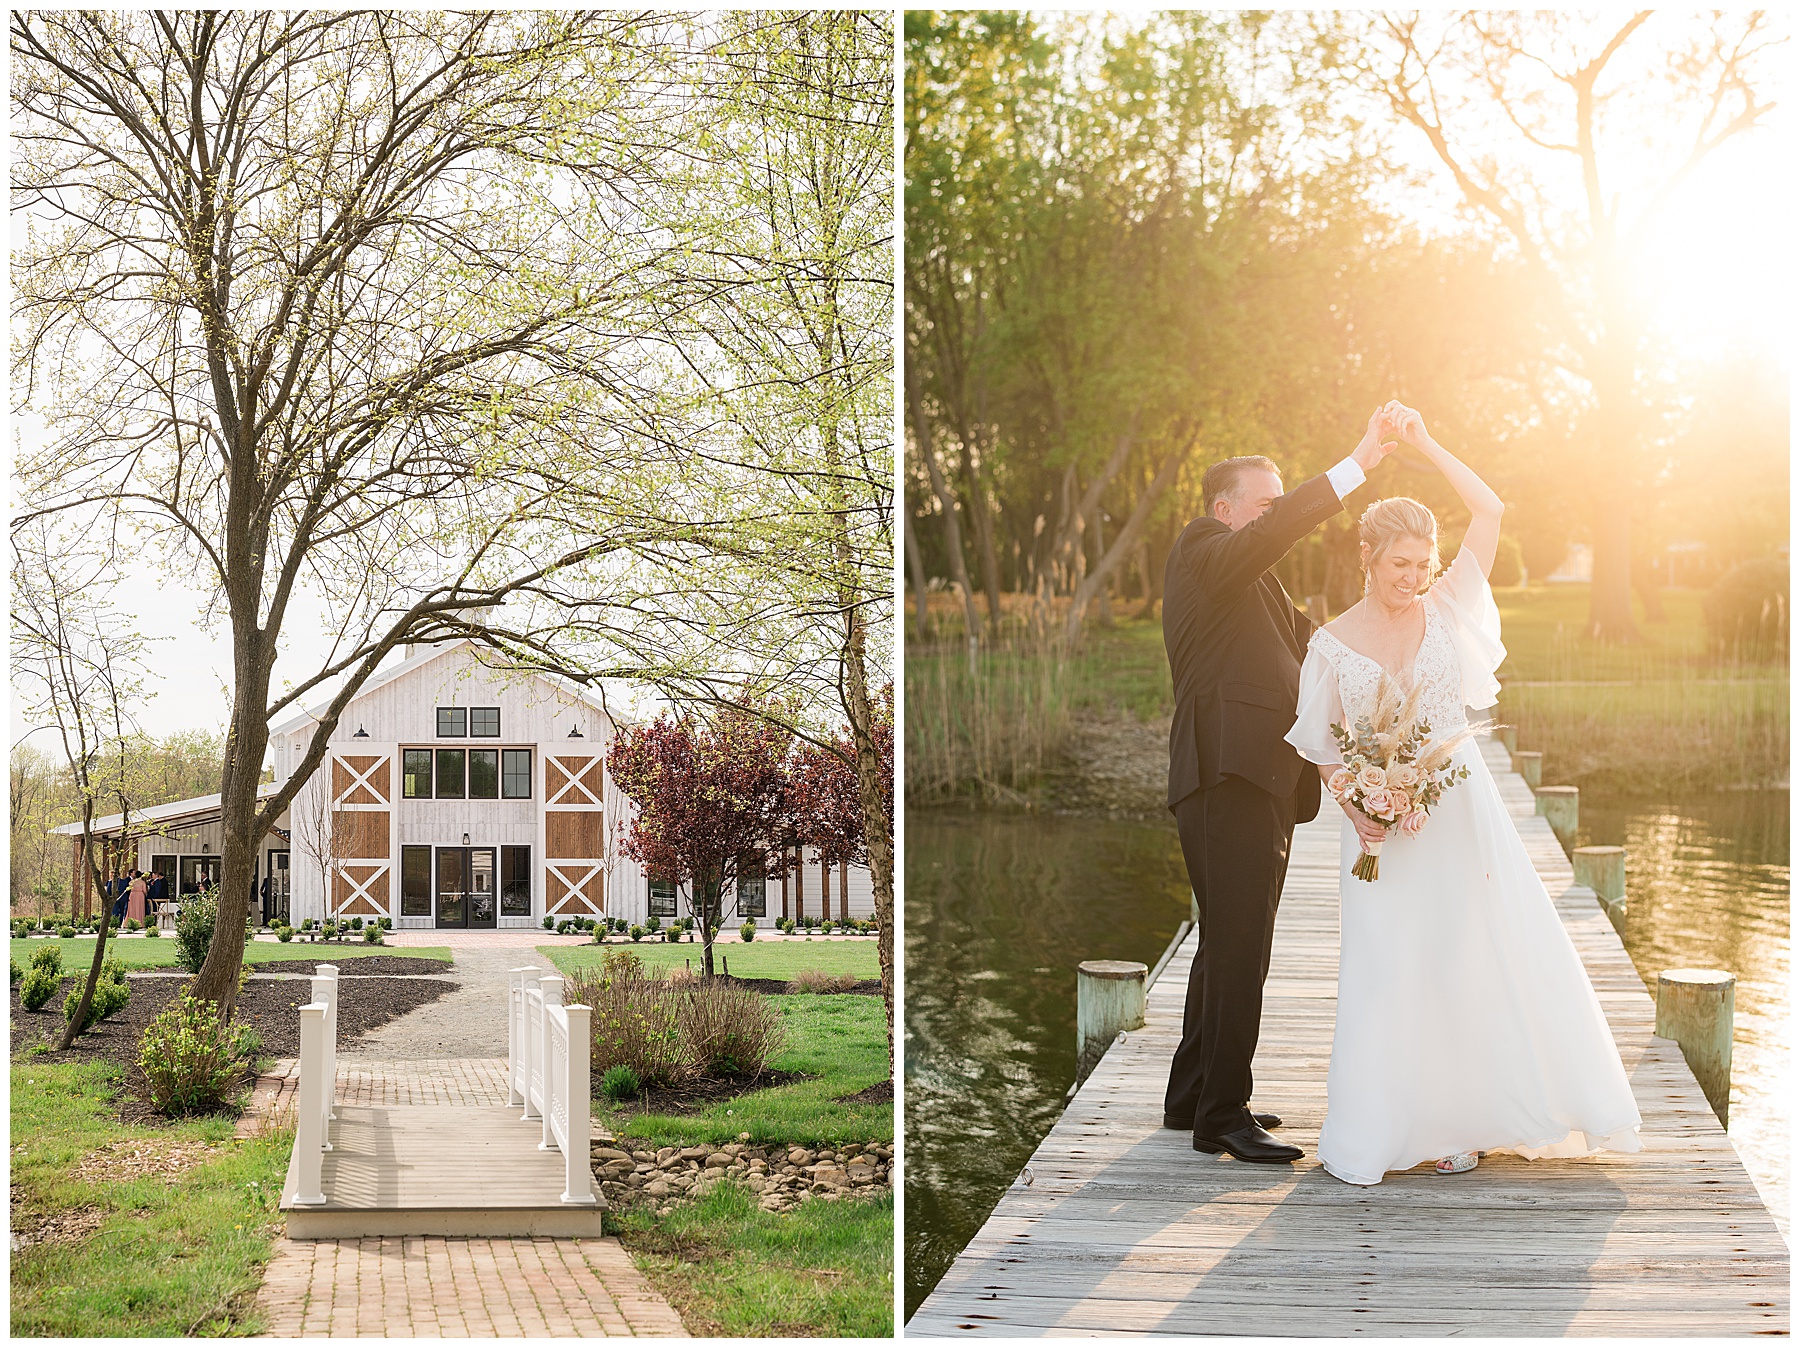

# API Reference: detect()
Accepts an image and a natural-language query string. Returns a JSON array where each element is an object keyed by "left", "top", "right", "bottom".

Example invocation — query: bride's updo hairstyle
[{"left": 1359, "top": 497, "right": 1440, "bottom": 592}]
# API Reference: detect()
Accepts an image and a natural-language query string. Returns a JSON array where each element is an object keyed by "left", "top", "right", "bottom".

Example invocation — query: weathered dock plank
[{"left": 908, "top": 738, "right": 1789, "bottom": 1337}]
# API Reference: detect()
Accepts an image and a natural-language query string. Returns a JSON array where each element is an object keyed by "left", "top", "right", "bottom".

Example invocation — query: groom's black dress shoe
[
  {"left": 1194, "top": 1124, "right": 1304, "bottom": 1163},
  {"left": 1165, "top": 1111, "right": 1282, "bottom": 1131}
]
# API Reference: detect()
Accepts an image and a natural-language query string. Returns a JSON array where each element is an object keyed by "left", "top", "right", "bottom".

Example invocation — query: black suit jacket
[{"left": 1163, "top": 472, "right": 1346, "bottom": 817}]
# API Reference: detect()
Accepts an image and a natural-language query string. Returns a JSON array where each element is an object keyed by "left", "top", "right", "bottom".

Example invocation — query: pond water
[{"left": 903, "top": 789, "right": 1790, "bottom": 1320}]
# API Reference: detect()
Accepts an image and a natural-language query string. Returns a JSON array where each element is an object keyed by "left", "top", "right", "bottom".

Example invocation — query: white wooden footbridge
[
  {"left": 909, "top": 738, "right": 1789, "bottom": 1336},
  {"left": 278, "top": 966, "right": 601, "bottom": 1237}
]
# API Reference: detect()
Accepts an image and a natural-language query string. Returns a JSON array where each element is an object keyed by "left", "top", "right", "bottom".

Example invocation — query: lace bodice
[
  {"left": 1310, "top": 604, "right": 1468, "bottom": 737},
  {"left": 1286, "top": 549, "right": 1506, "bottom": 769}
]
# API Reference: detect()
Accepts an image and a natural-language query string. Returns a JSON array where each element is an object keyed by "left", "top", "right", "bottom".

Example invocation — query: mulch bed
[
  {"left": 834, "top": 1079, "right": 893, "bottom": 1105},
  {"left": 244, "top": 956, "right": 453, "bottom": 976},
  {"left": 594, "top": 1068, "right": 814, "bottom": 1119},
  {"left": 10, "top": 973, "right": 455, "bottom": 1070}
]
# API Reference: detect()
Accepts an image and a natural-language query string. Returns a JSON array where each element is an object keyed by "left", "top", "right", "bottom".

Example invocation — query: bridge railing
[
  {"left": 290, "top": 963, "right": 340, "bottom": 1207},
  {"left": 508, "top": 966, "right": 594, "bottom": 1205}
]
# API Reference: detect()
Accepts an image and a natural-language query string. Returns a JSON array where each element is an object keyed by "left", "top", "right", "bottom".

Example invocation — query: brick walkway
[
  {"left": 249, "top": 1060, "right": 688, "bottom": 1336},
  {"left": 257, "top": 1235, "right": 687, "bottom": 1337}
]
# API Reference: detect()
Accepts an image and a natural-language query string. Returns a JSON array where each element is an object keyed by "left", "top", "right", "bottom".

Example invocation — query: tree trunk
[
  {"left": 56, "top": 805, "right": 120, "bottom": 1050},
  {"left": 907, "top": 358, "right": 982, "bottom": 642},
  {"left": 1063, "top": 443, "right": 1187, "bottom": 646},
  {"left": 903, "top": 511, "right": 934, "bottom": 642},
  {"left": 956, "top": 430, "right": 1005, "bottom": 633},
  {"left": 1089, "top": 499, "right": 1113, "bottom": 627}
]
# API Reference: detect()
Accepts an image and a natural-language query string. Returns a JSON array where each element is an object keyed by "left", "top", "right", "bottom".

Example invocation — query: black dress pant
[{"left": 1164, "top": 774, "right": 1299, "bottom": 1138}]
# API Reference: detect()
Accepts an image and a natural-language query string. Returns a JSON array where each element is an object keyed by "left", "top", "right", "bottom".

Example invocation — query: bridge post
[
  {"left": 1656, "top": 969, "right": 1736, "bottom": 1128},
  {"left": 1076, "top": 961, "right": 1147, "bottom": 1086},
  {"left": 520, "top": 968, "right": 543, "bottom": 1121},
  {"left": 563, "top": 1003, "right": 594, "bottom": 1204},
  {"left": 1515, "top": 750, "right": 1543, "bottom": 790},
  {"left": 1536, "top": 785, "right": 1578, "bottom": 851},
  {"left": 540, "top": 975, "right": 564, "bottom": 1151},
  {"left": 293, "top": 1003, "right": 329, "bottom": 1205},
  {"left": 313, "top": 965, "right": 339, "bottom": 1134}
]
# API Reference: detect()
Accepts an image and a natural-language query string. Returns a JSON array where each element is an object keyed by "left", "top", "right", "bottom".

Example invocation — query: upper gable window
[
  {"left": 470, "top": 707, "right": 500, "bottom": 737},
  {"left": 437, "top": 707, "right": 466, "bottom": 737}
]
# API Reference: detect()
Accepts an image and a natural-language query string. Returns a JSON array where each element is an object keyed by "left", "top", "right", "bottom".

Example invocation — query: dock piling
[
  {"left": 1656, "top": 968, "right": 1736, "bottom": 1128},
  {"left": 1573, "top": 844, "right": 1626, "bottom": 929},
  {"left": 1075, "top": 960, "right": 1147, "bottom": 1086},
  {"left": 1536, "top": 785, "right": 1578, "bottom": 851},
  {"left": 1515, "top": 749, "right": 1543, "bottom": 789}
]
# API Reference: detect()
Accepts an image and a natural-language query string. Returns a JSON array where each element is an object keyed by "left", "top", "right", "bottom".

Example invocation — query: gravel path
[{"left": 338, "top": 943, "right": 547, "bottom": 1061}]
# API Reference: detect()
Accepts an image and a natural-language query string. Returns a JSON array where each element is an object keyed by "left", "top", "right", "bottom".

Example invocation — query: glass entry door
[
  {"left": 435, "top": 847, "right": 467, "bottom": 927},
  {"left": 468, "top": 849, "right": 496, "bottom": 928},
  {"left": 434, "top": 847, "right": 497, "bottom": 928},
  {"left": 265, "top": 850, "right": 291, "bottom": 926}
]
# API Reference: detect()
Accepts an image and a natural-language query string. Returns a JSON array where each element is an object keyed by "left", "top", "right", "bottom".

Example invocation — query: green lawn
[
  {"left": 10, "top": 937, "right": 452, "bottom": 971},
  {"left": 597, "top": 994, "right": 891, "bottom": 1149},
  {"left": 541, "top": 939, "right": 879, "bottom": 981},
  {"left": 1492, "top": 582, "right": 1783, "bottom": 682},
  {"left": 611, "top": 1183, "right": 892, "bottom": 1337},
  {"left": 10, "top": 1060, "right": 290, "bottom": 1336}
]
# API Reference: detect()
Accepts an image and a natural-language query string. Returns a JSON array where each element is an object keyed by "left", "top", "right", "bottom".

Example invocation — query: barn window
[
  {"left": 502, "top": 749, "right": 532, "bottom": 799},
  {"left": 647, "top": 875, "right": 677, "bottom": 918},
  {"left": 436, "top": 707, "right": 467, "bottom": 737},
  {"left": 502, "top": 846, "right": 532, "bottom": 916},
  {"left": 403, "top": 749, "right": 432, "bottom": 799},
  {"left": 435, "top": 748, "right": 466, "bottom": 798},
  {"left": 469, "top": 749, "right": 499, "bottom": 799},
  {"left": 470, "top": 707, "right": 500, "bottom": 737}
]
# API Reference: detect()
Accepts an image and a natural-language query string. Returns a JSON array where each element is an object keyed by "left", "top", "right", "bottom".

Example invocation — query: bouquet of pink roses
[{"left": 1327, "top": 674, "right": 1478, "bottom": 881}]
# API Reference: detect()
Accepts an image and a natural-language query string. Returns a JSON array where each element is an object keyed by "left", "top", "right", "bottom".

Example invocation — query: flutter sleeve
[
  {"left": 1426, "top": 546, "right": 1507, "bottom": 712},
  {"left": 1285, "top": 641, "right": 1345, "bottom": 767}
]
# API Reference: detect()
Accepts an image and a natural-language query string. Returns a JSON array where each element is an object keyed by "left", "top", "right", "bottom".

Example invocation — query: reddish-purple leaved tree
[{"left": 608, "top": 708, "right": 792, "bottom": 978}]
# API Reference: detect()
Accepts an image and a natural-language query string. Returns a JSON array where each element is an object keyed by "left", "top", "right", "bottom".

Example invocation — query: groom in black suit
[{"left": 1163, "top": 416, "right": 1394, "bottom": 1162}]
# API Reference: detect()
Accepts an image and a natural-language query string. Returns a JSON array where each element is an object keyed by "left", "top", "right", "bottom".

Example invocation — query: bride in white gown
[{"left": 1285, "top": 402, "right": 1642, "bottom": 1185}]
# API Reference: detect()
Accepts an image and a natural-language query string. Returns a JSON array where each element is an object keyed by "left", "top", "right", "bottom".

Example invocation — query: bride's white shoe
[{"left": 1435, "top": 1151, "right": 1479, "bottom": 1174}]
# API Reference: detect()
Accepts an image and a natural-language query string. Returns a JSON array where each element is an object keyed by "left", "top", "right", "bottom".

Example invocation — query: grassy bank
[
  {"left": 9, "top": 936, "right": 452, "bottom": 971},
  {"left": 597, "top": 983, "right": 893, "bottom": 1336},
  {"left": 610, "top": 1183, "right": 892, "bottom": 1337},
  {"left": 10, "top": 1060, "right": 289, "bottom": 1336},
  {"left": 906, "top": 583, "right": 1787, "bottom": 800},
  {"left": 542, "top": 939, "right": 879, "bottom": 982}
]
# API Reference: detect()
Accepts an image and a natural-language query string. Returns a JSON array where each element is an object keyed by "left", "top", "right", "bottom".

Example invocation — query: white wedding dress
[{"left": 1285, "top": 548, "right": 1642, "bottom": 1185}]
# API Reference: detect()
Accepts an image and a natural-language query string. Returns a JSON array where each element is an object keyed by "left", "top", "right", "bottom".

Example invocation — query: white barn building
[{"left": 53, "top": 642, "right": 874, "bottom": 932}]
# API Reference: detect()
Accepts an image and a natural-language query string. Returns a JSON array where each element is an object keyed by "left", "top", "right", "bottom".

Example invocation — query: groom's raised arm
[{"left": 1180, "top": 457, "right": 1367, "bottom": 597}]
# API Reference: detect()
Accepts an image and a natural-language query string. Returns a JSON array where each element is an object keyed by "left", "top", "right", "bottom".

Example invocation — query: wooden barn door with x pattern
[
  {"left": 544, "top": 752, "right": 605, "bottom": 918},
  {"left": 330, "top": 749, "right": 394, "bottom": 922}
]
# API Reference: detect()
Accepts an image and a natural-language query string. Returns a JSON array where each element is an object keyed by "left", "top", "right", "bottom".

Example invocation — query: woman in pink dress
[{"left": 126, "top": 870, "right": 149, "bottom": 923}]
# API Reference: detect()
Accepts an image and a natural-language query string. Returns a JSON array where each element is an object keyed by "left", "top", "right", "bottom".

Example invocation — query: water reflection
[
  {"left": 904, "top": 791, "right": 1791, "bottom": 1317},
  {"left": 903, "top": 813, "right": 1190, "bottom": 1319},
  {"left": 1579, "top": 790, "right": 1789, "bottom": 1240}
]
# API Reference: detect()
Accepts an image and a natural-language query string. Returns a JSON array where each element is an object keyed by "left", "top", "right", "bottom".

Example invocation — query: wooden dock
[
  {"left": 279, "top": 1103, "right": 605, "bottom": 1239},
  {"left": 909, "top": 738, "right": 1789, "bottom": 1337}
]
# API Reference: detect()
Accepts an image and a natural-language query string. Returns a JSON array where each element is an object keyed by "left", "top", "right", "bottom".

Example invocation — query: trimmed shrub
[
  {"left": 1704, "top": 557, "right": 1788, "bottom": 658},
  {"left": 30, "top": 944, "right": 62, "bottom": 975},
  {"left": 301, "top": 918, "right": 316, "bottom": 931},
  {"left": 629, "top": 924, "right": 645, "bottom": 943},
  {"left": 601, "top": 1063, "right": 642, "bottom": 1102},
  {"left": 174, "top": 888, "right": 219, "bottom": 974},
  {"left": 675, "top": 980, "right": 786, "bottom": 1077},
  {"left": 144, "top": 926, "right": 161, "bottom": 939},
  {"left": 58, "top": 925, "right": 77, "bottom": 939},
  {"left": 739, "top": 920, "right": 756, "bottom": 942},
  {"left": 380, "top": 917, "right": 393, "bottom": 929},
  {"left": 350, "top": 916, "right": 364, "bottom": 931},
  {"left": 646, "top": 915, "right": 661, "bottom": 934},
  {"left": 123, "top": 918, "right": 139, "bottom": 932},
  {"left": 542, "top": 915, "right": 556, "bottom": 930},
  {"left": 821, "top": 919, "right": 835, "bottom": 935},
  {"left": 136, "top": 993, "right": 241, "bottom": 1116},
  {"left": 63, "top": 959, "right": 130, "bottom": 1035},
  {"left": 19, "top": 965, "right": 63, "bottom": 1011},
  {"left": 277, "top": 926, "right": 294, "bottom": 943},
  {"left": 363, "top": 925, "right": 384, "bottom": 945}
]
